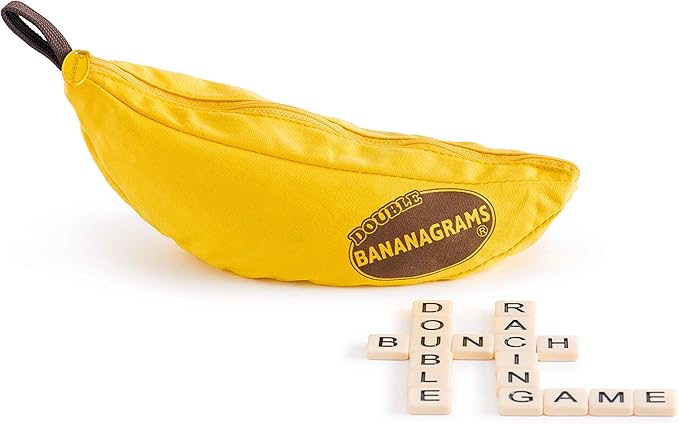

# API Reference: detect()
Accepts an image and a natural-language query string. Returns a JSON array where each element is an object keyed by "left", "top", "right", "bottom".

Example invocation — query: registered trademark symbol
[{"left": 476, "top": 225, "right": 489, "bottom": 237}]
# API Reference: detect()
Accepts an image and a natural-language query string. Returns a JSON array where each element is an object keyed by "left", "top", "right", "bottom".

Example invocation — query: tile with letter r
[{"left": 495, "top": 300, "right": 535, "bottom": 317}]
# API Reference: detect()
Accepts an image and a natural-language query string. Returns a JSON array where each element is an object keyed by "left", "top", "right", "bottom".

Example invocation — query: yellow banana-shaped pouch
[{"left": 2, "top": 2, "right": 579, "bottom": 286}]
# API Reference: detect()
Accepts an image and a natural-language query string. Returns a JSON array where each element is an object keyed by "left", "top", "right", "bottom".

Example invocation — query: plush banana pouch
[{"left": 2, "top": 2, "right": 579, "bottom": 286}]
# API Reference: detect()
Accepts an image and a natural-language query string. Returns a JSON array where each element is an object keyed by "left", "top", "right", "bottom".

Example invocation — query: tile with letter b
[
  {"left": 451, "top": 334, "right": 494, "bottom": 360},
  {"left": 407, "top": 386, "right": 452, "bottom": 415},
  {"left": 410, "top": 351, "right": 452, "bottom": 367},
  {"left": 495, "top": 300, "right": 535, "bottom": 317},
  {"left": 543, "top": 388, "right": 588, "bottom": 416},
  {"left": 494, "top": 351, "right": 538, "bottom": 369},
  {"left": 537, "top": 335, "right": 578, "bottom": 361},
  {"left": 634, "top": 389, "right": 677, "bottom": 416},
  {"left": 367, "top": 334, "right": 409, "bottom": 360},
  {"left": 589, "top": 389, "right": 633, "bottom": 416},
  {"left": 497, "top": 388, "right": 543, "bottom": 416}
]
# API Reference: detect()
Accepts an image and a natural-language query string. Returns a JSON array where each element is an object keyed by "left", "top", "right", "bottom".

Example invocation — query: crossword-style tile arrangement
[{"left": 367, "top": 300, "right": 677, "bottom": 417}]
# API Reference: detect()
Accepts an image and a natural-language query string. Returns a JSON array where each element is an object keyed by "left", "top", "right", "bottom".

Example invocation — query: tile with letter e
[
  {"left": 543, "top": 388, "right": 588, "bottom": 416},
  {"left": 634, "top": 389, "right": 677, "bottom": 416},
  {"left": 537, "top": 335, "right": 578, "bottom": 361},
  {"left": 367, "top": 334, "right": 409, "bottom": 360},
  {"left": 407, "top": 386, "right": 452, "bottom": 415},
  {"left": 451, "top": 334, "right": 494, "bottom": 360},
  {"left": 495, "top": 300, "right": 535, "bottom": 317},
  {"left": 589, "top": 389, "right": 633, "bottom": 416},
  {"left": 497, "top": 388, "right": 543, "bottom": 416}
]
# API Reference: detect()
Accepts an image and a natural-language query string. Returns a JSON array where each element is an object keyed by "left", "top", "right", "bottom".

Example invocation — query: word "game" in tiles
[{"left": 367, "top": 300, "right": 676, "bottom": 417}]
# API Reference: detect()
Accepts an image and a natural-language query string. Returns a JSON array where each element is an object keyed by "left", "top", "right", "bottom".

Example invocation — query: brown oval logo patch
[{"left": 348, "top": 189, "right": 495, "bottom": 280}]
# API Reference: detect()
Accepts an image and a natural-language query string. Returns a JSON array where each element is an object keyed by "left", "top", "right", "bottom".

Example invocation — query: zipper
[
  {"left": 89, "top": 58, "right": 344, "bottom": 135},
  {"left": 88, "top": 57, "right": 577, "bottom": 173}
]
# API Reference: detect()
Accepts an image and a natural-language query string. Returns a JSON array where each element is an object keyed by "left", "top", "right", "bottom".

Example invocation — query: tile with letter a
[
  {"left": 543, "top": 388, "right": 588, "bottom": 416},
  {"left": 497, "top": 388, "right": 543, "bottom": 416},
  {"left": 634, "top": 389, "right": 677, "bottom": 416},
  {"left": 589, "top": 389, "right": 633, "bottom": 416},
  {"left": 407, "top": 386, "right": 452, "bottom": 415},
  {"left": 495, "top": 316, "right": 535, "bottom": 336},
  {"left": 367, "top": 334, "right": 409, "bottom": 360}
]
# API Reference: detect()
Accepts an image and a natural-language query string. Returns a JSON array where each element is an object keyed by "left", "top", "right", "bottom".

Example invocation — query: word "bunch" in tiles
[{"left": 367, "top": 300, "right": 676, "bottom": 417}]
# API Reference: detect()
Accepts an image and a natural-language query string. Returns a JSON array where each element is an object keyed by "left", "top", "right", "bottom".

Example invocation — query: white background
[{"left": 0, "top": 1, "right": 677, "bottom": 422}]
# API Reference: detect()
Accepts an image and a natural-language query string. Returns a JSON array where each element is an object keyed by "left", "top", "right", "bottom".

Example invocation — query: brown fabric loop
[{"left": 1, "top": 1, "right": 71, "bottom": 69}]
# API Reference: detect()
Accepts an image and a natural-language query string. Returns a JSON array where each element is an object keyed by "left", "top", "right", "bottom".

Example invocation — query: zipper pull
[{"left": 62, "top": 50, "right": 91, "bottom": 86}]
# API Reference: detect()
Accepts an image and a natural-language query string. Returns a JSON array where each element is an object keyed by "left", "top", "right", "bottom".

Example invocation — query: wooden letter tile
[
  {"left": 451, "top": 334, "right": 494, "bottom": 360},
  {"left": 407, "top": 386, "right": 452, "bottom": 415},
  {"left": 498, "top": 388, "right": 543, "bottom": 416},
  {"left": 589, "top": 389, "right": 633, "bottom": 416},
  {"left": 543, "top": 388, "right": 588, "bottom": 416},
  {"left": 634, "top": 389, "right": 677, "bottom": 416},
  {"left": 367, "top": 334, "right": 409, "bottom": 360},
  {"left": 537, "top": 335, "right": 578, "bottom": 361},
  {"left": 494, "top": 351, "right": 538, "bottom": 368},
  {"left": 495, "top": 300, "right": 535, "bottom": 317}
]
